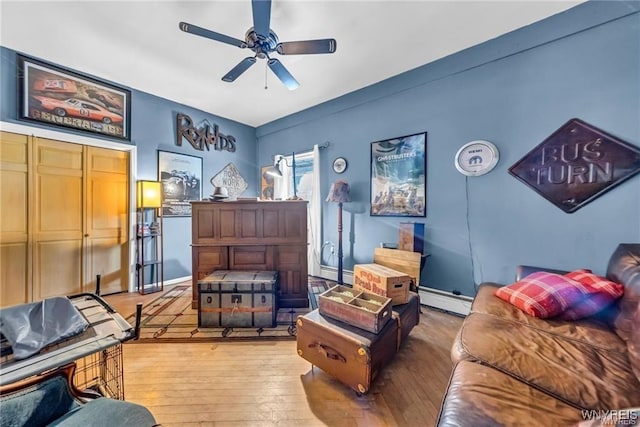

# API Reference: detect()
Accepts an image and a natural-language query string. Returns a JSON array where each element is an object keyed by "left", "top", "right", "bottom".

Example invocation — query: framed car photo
[{"left": 17, "top": 54, "right": 131, "bottom": 141}]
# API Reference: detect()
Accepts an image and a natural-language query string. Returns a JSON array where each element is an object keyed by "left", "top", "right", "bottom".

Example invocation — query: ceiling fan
[{"left": 179, "top": 0, "right": 337, "bottom": 90}]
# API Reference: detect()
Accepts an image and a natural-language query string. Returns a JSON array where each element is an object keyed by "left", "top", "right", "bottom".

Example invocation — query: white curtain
[
  {"left": 273, "top": 155, "right": 292, "bottom": 200},
  {"left": 307, "top": 145, "right": 321, "bottom": 276},
  {"left": 272, "top": 150, "right": 321, "bottom": 276}
]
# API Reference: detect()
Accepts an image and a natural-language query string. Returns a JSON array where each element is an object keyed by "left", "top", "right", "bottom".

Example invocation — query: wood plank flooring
[{"left": 104, "top": 286, "right": 464, "bottom": 426}]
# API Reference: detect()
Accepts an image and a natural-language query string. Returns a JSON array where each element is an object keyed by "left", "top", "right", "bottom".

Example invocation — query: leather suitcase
[{"left": 296, "top": 308, "right": 398, "bottom": 394}]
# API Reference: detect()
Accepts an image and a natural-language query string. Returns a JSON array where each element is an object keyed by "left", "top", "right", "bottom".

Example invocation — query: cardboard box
[
  {"left": 353, "top": 264, "right": 410, "bottom": 305},
  {"left": 318, "top": 285, "right": 392, "bottom": 334}
]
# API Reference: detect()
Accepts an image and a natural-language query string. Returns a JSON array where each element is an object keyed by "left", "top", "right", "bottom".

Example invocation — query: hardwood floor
[{"left": 104, "top": 286, "right": 464, "bottom": 426}]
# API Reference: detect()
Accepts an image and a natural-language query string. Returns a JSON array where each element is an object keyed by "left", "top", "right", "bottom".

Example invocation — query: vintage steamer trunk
[
  {"left": 198, "top": 270, "right": 279, "bottom": 328},
  {"left": 296, "top": 292, "right": 421, "bottom": 394}
]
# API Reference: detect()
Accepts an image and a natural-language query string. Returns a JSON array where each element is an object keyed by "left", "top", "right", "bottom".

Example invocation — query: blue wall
[
  {"left": 256, "top": 1, "right": 640, "bottom": 296},
  {"left": 0, "top": 47, "right": 257, "bottom": 281},
  {"left": 3, "top": 1, "right": 639, "bottom": 295}
]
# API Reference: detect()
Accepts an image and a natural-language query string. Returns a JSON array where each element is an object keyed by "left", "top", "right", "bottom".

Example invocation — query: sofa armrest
[{"left": 515, "top": 265, "right": 569, "bottom": 281}]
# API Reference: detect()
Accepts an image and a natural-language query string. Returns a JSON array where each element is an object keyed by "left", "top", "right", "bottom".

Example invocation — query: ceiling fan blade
[
  {"left": 268, "top": 58, "right": 299, "bottom": 90},
  {"left": 251, "top": 0, "right": 272, "bottom": 40},
  {"left": 222, "top": 57, "right": 257, "bottom": 82},
  {"left": 179, "top": 22, "right": 247, "bottom": 48},
  {"left": 276, "top": 39, "right": 337, "bottom": 55}
]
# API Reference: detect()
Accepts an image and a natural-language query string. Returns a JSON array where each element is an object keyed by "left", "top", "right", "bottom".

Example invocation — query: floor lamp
[{"left": 326, "top": 180, "right": 351, "bottom": 285}]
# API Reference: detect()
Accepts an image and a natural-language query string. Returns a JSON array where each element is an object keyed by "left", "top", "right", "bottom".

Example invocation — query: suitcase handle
[
  {"left": 312, "top": 343, "right": 346, "bottom": 363},
  {"left": 309, "top": 343, "right": 346, "bottom": 363}
]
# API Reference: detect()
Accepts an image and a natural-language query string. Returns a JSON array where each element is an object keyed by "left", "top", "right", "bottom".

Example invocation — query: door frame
[{"left": 1, "top": 120, "right": 138, "bottom": 292}]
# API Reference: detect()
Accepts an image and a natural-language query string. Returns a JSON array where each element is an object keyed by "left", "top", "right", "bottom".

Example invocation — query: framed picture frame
[
  {"left": 158, "top": 150, "right": 203, "bottom": 217},
  {"left": 17, "top": 54, "right": 131, "bottom": 141},
  {"left": 370, "top": 132, "right": 427, "bottom": 217}
]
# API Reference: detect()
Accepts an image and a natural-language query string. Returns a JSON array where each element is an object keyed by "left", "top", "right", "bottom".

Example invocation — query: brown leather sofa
[{"left": 437, "top": 243, "right": 640, "bottom": 426}]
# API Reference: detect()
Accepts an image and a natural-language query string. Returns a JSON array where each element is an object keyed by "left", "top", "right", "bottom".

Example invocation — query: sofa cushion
[
  {"left": 560, "top": 270, "right": 625, "bottom": 320},
  {"left": 454, "top": 312, "right": 640, "bottom": 410},
  {"left": 437, "top": 361, "right": 582, "bottom": 427},
  {"left": 469, "top": 284, "right": 628, "bottom": 352},
  {"left": 608, "top": 244, "right": 640, "bottom": 343},
  {"left": 494, "top": 272, "right": 585, "bottom": 318},
  {"left": 629, "top": 304, "right": 640, "bottom": 382}
]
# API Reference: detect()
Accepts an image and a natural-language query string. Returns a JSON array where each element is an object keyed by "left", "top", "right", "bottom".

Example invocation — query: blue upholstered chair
[{"left": 0, "top": 363, "right": 158, "bottom": 427}]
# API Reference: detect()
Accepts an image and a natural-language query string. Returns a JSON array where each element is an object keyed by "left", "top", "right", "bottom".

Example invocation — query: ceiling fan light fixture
[{"left": 179, "top": 0, "right": 336, "bottom": 90}]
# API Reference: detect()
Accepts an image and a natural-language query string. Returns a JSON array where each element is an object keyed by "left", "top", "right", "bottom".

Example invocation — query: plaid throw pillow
[
  {"left": 559, "top": 270, "right": 625, "bottom": 320},
  {"left": 495, "top": 272, "right": 584, "bottom": 318}
]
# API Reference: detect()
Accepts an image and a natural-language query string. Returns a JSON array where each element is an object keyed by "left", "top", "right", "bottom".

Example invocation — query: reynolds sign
[{"left": 176, "top": 113, "right": 236, "bottom": 153}]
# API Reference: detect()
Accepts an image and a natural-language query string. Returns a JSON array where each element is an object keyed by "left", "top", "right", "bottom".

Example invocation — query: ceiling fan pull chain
[{"left": 264, "top": 60, "right": 268, "bottom": 90}]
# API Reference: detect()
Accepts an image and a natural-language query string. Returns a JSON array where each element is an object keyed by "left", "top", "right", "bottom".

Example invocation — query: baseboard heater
[{"left": 318, "top": 266, "right": 472, "bottom": 316}]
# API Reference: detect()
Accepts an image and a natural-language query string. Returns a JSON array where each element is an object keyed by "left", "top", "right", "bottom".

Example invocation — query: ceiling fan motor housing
[{"left": 245, "top": 28, "right": 279, "bottom": 58}]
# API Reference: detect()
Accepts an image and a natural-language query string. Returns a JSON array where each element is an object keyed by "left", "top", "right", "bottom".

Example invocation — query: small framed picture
[
  {"left": 158, "top": 150, "right": 203, "bottom": 217},
  {"left": 333, "top": 157, "right": 348, "bottom": 174}
]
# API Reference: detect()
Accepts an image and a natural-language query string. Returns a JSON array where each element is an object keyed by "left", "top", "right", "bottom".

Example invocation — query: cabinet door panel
[
  {"left": 34, "top": 139, "right": 83, "bottom": 300},
  {"left": 262, "top": 209, "right": 280, "bottom": 238},
  {"left": 1, "top": 243, "right": 28, "bottom": 306},
  {"left": 219, "top": 209, "right": 237, "bottom": 239},
  {"left": 276, "top": 245, "right": 308, "bottom": 307},
  {"left": 0, "top": 132, "right": 29, "bottom": 307},
  {"left": 239, "top": 209, "right": 259, "bottom": 238},
  {"left": 85, "top": 147, "right": 129, "bottom": 294},
  {"left": 229, "top": 246, "right": 272, "bottom": 270},
  {"left": 37, "top": 240, "right": 82, "bottom": 298},
  {"left": 284, "top": 208, "right": 306, "bottom": 240},
  {"left": 194, "top": 209, "right": 215, "bottom": 241}
]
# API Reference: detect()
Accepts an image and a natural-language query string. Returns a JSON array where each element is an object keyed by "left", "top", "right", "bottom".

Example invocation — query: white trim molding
[
  {"left": 418, "top": 286, "right": 472, "bottom": 316},
  {"left": 319, "top": 265, "right": 354, "bottom": 285}
]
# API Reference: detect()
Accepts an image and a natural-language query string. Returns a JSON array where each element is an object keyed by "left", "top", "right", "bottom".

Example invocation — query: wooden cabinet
[{"left": 191, "top": 200, "right": 308, "bottom": 308}]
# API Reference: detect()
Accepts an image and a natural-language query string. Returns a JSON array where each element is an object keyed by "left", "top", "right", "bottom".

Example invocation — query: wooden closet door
[
  {"left": 33, "top": 138, "right": 84, "bottom": 299},
  {"left": 0, "top": 132, "right": 30, "bottom": 306},
  {"left": 84, "top": 146, "right": 129, "bottom": 295}
]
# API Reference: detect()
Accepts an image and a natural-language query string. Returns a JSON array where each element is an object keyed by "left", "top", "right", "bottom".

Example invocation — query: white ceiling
[{"left": 1, "top": 1, "right": 582, "bottom": 127}]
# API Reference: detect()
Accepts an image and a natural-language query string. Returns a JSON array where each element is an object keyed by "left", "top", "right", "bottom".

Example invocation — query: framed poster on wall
[
  {"left": 17, "top": 54, "right": 131, "bottom": 141},
  {"left": 158, "top": 150, "right": 202, "bottom": 217},
  {"left": 370, "top": 132, "right": 427, "bottom": 217}
]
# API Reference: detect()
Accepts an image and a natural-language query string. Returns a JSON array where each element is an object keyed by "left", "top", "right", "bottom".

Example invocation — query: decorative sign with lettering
[
  {"left": 176, "top": 113, "right": 236, "bottom": 153},
  {"left": 210, "top": 163, "right": 248, "bottom": 200},
  {"left": 509, "top": 118, "right": 640, "bottom": 213}
]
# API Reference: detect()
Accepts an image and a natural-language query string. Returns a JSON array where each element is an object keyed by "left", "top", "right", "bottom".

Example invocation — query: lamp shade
[
  {"left": 326, "top": 180, "right": 351, "bottom": 203},
  {"left": 265, "top": 160, "right": 283, "bottom": 177},
  {"left": 137, "top": 180, "right": 162, "bottom": 208}
]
